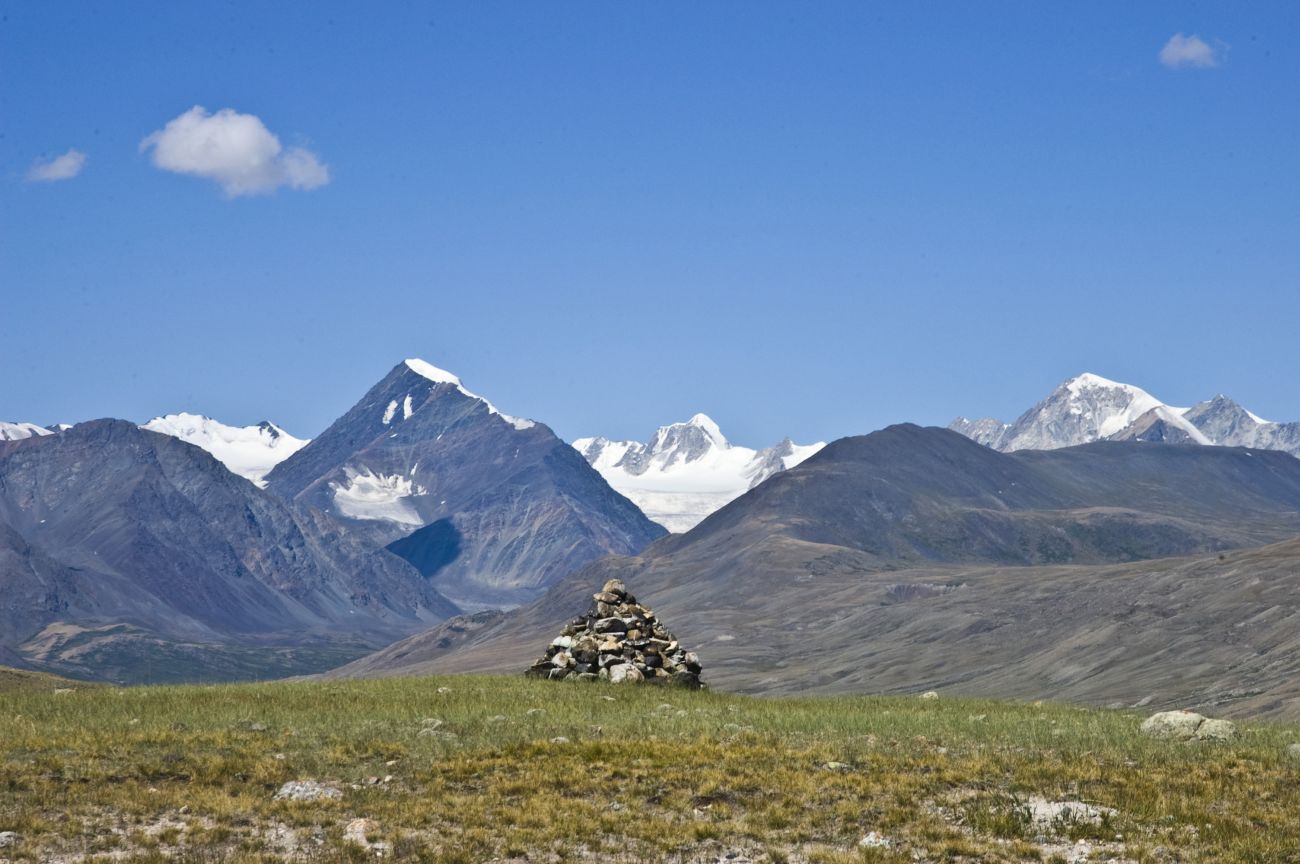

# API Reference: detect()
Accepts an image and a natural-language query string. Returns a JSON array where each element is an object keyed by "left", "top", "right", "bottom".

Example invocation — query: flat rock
[
  {"left": 273, "top": 780, "right": 341, "bottom": 802},
  {"left": 1026, "top": 797, "right": 1116, "bottom": 831}
]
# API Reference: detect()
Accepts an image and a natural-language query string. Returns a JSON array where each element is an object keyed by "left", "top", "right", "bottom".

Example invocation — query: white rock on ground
[
  {"left": 1026, "top": 797, "right": 1116, "bottom": 830},
  {"left": 1140, "top": 710, "right": 1237, "bottom": 741},
  {"left": 273, "top": 780, "right": 341, "bottom": 801}
]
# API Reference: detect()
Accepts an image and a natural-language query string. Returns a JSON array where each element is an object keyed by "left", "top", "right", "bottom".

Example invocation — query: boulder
[{"left": 1140, "top": 710, "right": 1237, "bottom": 742}]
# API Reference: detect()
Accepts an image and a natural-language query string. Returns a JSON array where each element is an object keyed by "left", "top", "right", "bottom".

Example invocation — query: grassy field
[{"left": 1, "top": 673, "right": 1299, "bottom": 863}]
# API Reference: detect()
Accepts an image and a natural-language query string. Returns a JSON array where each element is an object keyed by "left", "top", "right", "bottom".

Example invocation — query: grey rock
[
  {"left": 1141, "top": 710, "right": 1206, "bottom": 740},
  {"left": 273, "top": 780, "right": 341, "bottom": 802},
  {"left": 1195, "top": 718, "right": 1238, "bottom": 741},
  {"left": 1140, "top": 710, "right": 1235, "bottom": 741}
]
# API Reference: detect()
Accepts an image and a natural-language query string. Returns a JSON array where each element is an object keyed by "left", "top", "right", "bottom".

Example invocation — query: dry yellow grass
[{"left": 1, "top": 674, "right": 1299, "bottom": 862}]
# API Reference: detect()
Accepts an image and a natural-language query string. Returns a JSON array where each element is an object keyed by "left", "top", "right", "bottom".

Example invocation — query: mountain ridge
[{"left": 952, "top": 372, "right": 1300, "bottom": 455}]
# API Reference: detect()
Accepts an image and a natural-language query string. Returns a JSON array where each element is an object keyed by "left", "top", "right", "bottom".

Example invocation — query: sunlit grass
[{"left": 1, "top": 674, "right": 1298, "bottom": 861}]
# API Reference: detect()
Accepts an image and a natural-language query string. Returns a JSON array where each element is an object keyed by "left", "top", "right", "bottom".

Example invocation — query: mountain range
[
  {"left": 333, "top": 424, "right": 1300, "bottom": 717},
  {"left": 11, "top": 363, "right": 1300, "bottom": 714},
  {"left": 0, "top": 420, "right": 458, "bottom": 683},
  {"left": 952, "top": 372, "right": 1300, "bottom": 455},
  {"left": 0, "top": 360, "right": 667, "bottom": 680},
  {"left": 573, "top": 414, "right": 823, "bottom": 532}
]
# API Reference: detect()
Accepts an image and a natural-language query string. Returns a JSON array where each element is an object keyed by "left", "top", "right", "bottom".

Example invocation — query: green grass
[{"left": 2, "top": 675, "right": 1299, "bottom": 862}]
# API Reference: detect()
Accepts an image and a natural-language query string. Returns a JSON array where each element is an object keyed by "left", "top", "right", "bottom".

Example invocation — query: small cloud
[
  {"left": 1159, "top": 33, "right": 1221, "bottom": 69},
  {"left": 26, "top": 149, "right": 87, "bottom": 183},
  {"left": 140, "top": 106, "right": 329, "bottom": 197}
]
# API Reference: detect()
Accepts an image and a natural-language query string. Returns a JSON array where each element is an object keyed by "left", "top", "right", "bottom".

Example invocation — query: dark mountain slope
[{"left": 0, "top": 421, "right": 457, "bottom": 682}]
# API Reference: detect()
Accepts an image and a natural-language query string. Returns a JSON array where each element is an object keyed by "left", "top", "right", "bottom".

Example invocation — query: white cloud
[
  {"left": 26, "top": 149, "right": 87, "bottom": 183},
  {"left": 140, "top": 106, "right": 329, "bottom": 197},
  {"left": 1159, "top": 33, "right": 1220, "bottom": 69}
]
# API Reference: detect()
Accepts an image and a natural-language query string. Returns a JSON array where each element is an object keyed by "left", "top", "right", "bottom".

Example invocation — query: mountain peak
[
  {"left": 403, "top": 358, "right": 462, "bottom": 386},
  {"left": 1064, "top": 372, "right": 1144, "bottom": 395}
]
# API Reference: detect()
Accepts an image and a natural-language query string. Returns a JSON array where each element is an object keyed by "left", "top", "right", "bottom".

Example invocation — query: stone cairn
[{"left": 526, "top": 579, "right": 704, "bottom": 688}]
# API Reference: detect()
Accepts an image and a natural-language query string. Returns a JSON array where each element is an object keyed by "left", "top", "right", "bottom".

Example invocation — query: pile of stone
[{"left": 526, "top": 579, "right": 704, "bottom": 688}]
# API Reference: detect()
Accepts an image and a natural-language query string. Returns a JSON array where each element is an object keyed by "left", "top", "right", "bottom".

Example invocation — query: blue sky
[{"left": 4, "top": 3, "right": 1299, "bottom": 446}]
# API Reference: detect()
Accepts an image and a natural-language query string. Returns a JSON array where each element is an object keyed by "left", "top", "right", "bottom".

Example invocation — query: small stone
[
  {"left": 858, "top": 832, "right": 891, "bottom": 849},
  {"left": 1286, "top": 743, "right": 1300, "bottom": 760},
  {"left": 525, "top": 707, "right": 546, "bottom": 716},
  {"left": 129, "top": 718, "right": 140, "bottom": 725},
  {"left": 608, "top": 664, "right": 644, "bottom": 684},
  {"left": 273, "top": 780, "right": 341, "bottom": 801},
  {"left": 602, "top": 578, "right": 627, "bottom": 597},
  {"left": 486, "top": 715, "right": 507, "bottom": 724},
  {"left": 436, "top": 686, "right": 451, "bottom": 694},
  {"left": 551, "top": 635, "right": 575, "bottom": 649},
  {"left": 919, "top": 690, "right": 939, "bottom": 700},
  {"left": 421, "top": 718, "right": 444, "bottom": 729},
  {"left": 601, "top": 695, "right": 617, "bottom": 702},
  {"left": 178, "top": 806, "right": 191, "bottom": 815},
  {"left": 248, "top": 722, "right": 268, "bottom": 732},
  {"left": 365, "top": 776, "right": 381, "bottom": 785},
  {"left": 273, "top": 752, "right": 286, "bottom": 760},
  {"left": 0, "top": 832, "right": 19, "bottom": 848},
  {"left": 550, "top": 736, "right": 570, "bottom": 744},
  {"left": 53, "top": 688, "right": 74, "bottom": 695},
  {"left": 822, "top": 761, "right": 851, "bottom": 771}
]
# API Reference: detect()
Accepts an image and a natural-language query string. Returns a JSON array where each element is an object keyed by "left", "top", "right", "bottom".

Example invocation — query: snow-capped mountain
[
  {"left": 573, "top": 414, "right": 825, "bottom": 532},
  {"left": 265, "top": 359, "right": 665, "bottom": 608},
  {"left": 0, "top": 421, "right": 52, "bottom": 441},
  {"left": 141, "top": 413, "right": 309, "bottom": 487},
  {"left": 951, "top": 373, "right": 1300, "bottom": 456},
  {"left": 1182, "top": 396, "right": 1300, "bottom": 454}
]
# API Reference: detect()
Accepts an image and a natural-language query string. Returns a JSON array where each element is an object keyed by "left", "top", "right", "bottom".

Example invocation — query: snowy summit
[
  {"left": 950, "top": 372, "right": 1300, "bottom": 455},
  {"left": 142, "top": 413, "right": 309, "bottom": 486},
  {"left": 574, "top": 414, "right": 823, "bottom": 532},
  {"left": 0, "top": 421, "right": 52, "bottom": 441}
]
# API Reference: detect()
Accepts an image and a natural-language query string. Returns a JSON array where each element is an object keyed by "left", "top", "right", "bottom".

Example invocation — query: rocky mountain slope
[
  {"left": 142, "top": 413, "right": 308, "bottom": 486},
  {"left": 332, "top": 425, "right": 1300, "bottom": 717},
  {"left": 0, "top": 420, "right": 458, "bottom": 683},
  {"left": 573, "top": 414, "right": 823, "bottom": 531},
  {"left": 952, "top": 372, "right": 1300, "bottom": 454},
  {"left": 266, "top": 360, "right": 665, "bottom": 608}
]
